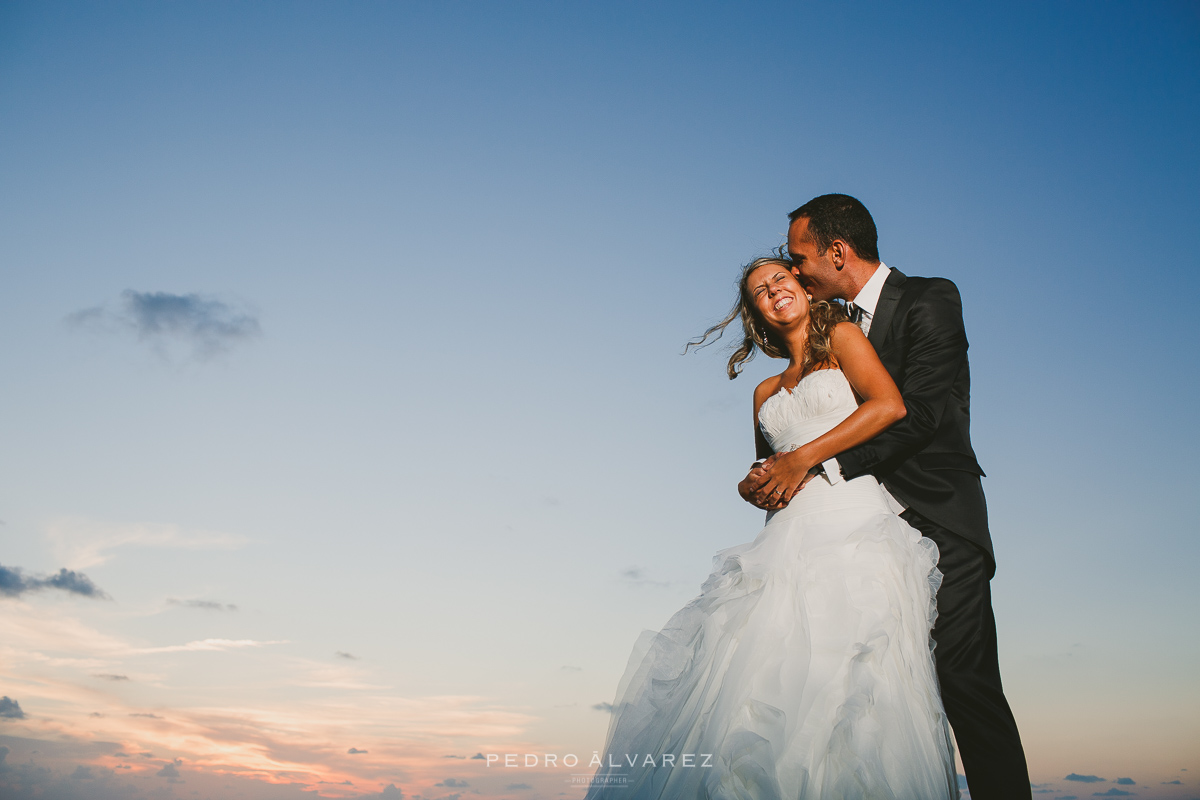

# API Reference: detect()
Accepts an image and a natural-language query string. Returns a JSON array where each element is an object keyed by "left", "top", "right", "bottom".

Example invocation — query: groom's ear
[{"left": 830, "top": 240, "right": 847, "bottom": 271}]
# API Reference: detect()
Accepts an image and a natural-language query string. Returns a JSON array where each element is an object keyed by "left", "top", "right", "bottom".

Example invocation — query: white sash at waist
[{"left": 763, "top": 471, "right": 895, "bottom": 527}]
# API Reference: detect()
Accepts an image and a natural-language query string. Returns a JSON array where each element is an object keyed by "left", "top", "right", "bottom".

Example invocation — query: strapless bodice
[
  {"left": 758, "top": 368, "right": 899, "bottom": 523},
  {"left": 758, "top": 368, "right": 858, "bottom": 455}
]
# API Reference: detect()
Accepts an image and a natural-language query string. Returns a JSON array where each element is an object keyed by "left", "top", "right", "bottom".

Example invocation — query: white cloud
[
  {"left": 44, "top": 518, "right": 247, "bottom": 569},
  {"left": 133, "top": 639, "right": 287, "bottom": 655},
  {"left": 0, "top": 599, "right": 131, "bottom": 660}
]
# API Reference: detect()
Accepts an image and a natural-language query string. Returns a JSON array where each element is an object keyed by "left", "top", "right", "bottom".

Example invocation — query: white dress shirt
[{"left": 848, "top": 262, "right": 891, "bottom": 335}]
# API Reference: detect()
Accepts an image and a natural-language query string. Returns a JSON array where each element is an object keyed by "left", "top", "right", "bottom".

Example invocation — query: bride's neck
[{"left": 780, "top": 327, "right": 810, "bottom": 370}]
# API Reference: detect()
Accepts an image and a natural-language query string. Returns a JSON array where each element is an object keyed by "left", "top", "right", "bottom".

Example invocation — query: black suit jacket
[{"left": 837, "top": 268, "right": 995, "bottom": 574}]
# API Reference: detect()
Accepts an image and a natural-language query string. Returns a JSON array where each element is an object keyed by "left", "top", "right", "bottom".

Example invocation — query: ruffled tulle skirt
[{"left": 585, "top": 475, "right": 957, "bottom": 800}]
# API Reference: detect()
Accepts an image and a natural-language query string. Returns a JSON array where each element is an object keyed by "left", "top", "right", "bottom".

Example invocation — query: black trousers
[{"left": 900, "top": 507, "right": 1031, "bottom": 800}]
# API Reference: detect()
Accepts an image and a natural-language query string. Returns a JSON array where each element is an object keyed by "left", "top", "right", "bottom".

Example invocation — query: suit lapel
[{"left": 867, "top": 267, "right": 906, "bottom": 349}]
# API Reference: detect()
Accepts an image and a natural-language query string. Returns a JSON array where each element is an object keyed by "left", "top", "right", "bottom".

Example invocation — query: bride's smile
[{"left": 749, "top": 265, "right": 812, "bottom": 346}]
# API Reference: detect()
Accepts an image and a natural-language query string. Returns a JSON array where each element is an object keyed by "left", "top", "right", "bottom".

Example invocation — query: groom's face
[{"left": 787, "top": 217, "right": 843, "bottom": 302}]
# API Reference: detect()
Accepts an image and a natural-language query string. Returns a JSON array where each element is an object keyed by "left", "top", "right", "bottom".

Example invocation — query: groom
[{"left": 743, "top": 194, "right": 1031, "bottom": 799}]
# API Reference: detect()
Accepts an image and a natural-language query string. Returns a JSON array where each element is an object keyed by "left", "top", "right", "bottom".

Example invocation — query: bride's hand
[
  {"left": 739, "top": 458, "right": 777, "bottom": 509},
  {"left": 755, "top": 449, "right": 818, "bottom": 506}
]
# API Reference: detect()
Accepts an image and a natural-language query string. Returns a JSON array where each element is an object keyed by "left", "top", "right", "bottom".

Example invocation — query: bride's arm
[
  {"left": 738, "top": 378, "right": 783, "bottom": 507},
  {"left": 750, "top": 378, "right": 778, "bottom": 462},
  {"left": 754, "top": 322, "right": 906, "bottom": 504}
]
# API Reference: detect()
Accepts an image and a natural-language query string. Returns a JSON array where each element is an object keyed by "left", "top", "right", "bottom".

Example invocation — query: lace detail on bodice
[{"left": 758, "top": 368, "right": 858, "bottom": 454}]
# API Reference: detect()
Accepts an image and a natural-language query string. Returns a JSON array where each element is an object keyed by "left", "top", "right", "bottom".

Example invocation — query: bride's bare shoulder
[
  {"left": 830, "top": 320, "right": 867, "bottom": 344},
  {"left": 753, "top": 374, "right": 784, "bottom": 412}
]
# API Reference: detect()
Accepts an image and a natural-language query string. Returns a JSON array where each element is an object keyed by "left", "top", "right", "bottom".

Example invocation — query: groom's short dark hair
[{"left": 788, "top": 194, "right": 880, "bottom": 263}]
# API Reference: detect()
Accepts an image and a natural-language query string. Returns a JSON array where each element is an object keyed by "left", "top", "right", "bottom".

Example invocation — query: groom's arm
[{"left": 835, "top": 279, "right": 968, "bottom": 478}]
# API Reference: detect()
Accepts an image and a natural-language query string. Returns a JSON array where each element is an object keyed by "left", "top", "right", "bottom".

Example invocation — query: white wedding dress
[{"left": 585, "top": 369, "right": 957, "bottom": 800}]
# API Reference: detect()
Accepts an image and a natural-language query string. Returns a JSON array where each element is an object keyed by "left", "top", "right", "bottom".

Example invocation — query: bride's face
[{"left": 748, "top": 263, "right": 810, "bottom": 335}]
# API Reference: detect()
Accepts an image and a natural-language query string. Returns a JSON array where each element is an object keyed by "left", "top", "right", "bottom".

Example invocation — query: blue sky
[{"left": 1, "top": 2, "right": 1198, "bottom": 798}]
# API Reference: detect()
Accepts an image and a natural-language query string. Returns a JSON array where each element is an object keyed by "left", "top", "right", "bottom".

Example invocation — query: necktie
[{"left": 847, "top": 302, "right": 864, "bottom": 325}]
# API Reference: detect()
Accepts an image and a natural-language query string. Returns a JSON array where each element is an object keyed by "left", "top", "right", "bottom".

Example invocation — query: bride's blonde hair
[{"left": 686, "top": 252, "right": 849, "bottom": 379}]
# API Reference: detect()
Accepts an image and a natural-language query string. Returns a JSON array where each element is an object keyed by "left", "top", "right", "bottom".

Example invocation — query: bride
[{"left": 585, "top": 256, "right": 957, "bottom": 799}]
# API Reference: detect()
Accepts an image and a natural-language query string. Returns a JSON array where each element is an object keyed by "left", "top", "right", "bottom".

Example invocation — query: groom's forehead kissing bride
[{"left": 778, "top": 193, "right": 1033, "bottom": 799}]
